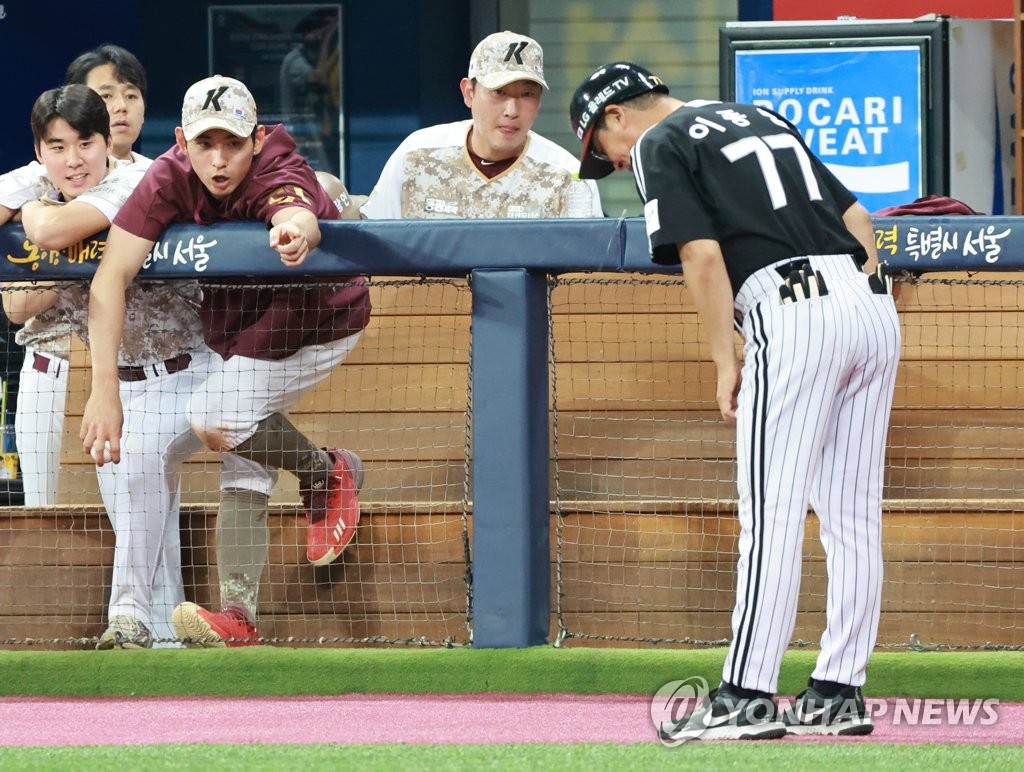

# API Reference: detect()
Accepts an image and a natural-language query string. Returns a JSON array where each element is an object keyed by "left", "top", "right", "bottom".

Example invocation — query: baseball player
[
  {"left": 361, "top": 30, "right": 602, "bottom": 220},
  {"left": 81, "top": 76, "right": 371, "bottom": 647},
  {"left": 0, "top": 155, "right": 71, "bottom": 506},
  {"left": 570, "top": 62, "right": 901, "bottom": 740},
  {"left": 0, "top": 45, "right": 149, "bottom": 508},
  {"left": 2, "top": 84, "right": 219, "bottom": 649},
  {"left": 66, "top": 44, "right": 150, "bottom": 165}
]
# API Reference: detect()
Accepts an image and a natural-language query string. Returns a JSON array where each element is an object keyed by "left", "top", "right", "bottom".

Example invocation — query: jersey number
[{"left": 720, "top": 133, "right": 822, "bottom": 210}]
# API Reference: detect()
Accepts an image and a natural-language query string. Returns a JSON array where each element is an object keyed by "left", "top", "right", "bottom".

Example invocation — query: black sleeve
[{"left": 631, "top": 128, "right": 717, "bottom": 266}]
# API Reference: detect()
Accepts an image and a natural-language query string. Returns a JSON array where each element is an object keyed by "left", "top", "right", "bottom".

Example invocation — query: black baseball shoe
[
  {"left": 783, "top": 680, "right": 874, "bottom": 736},
  {"left": 658, "top": 683, "right": 786, "bottom": 743}
]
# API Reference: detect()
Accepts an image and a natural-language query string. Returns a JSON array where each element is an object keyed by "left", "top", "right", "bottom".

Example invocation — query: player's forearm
[
  {"left": 294, "top": 209, "right": 322, "bottom": 249},
  {"left": 20, "top": 203, "right": 69, "bottom": 249},
  {"left": 86, "top": 227, "right": 148, "bottom": 384},
  {"left": 1, "top": 283, "right": 59, "bottom": 324},
  {"left": 87, "top": 267, "right": 128, "bottom": 385},
  {"left": 680, "top": 240, "right": 738, "bottom": 368},
  {"left": 21, "top": 201, "right": 109, "bottom": 251},
  {"left": 277, "top": 207, "right": 321, "bottom": 248},
  {"left": 842, "top": 202, "right": 879, "bottom": 274}
]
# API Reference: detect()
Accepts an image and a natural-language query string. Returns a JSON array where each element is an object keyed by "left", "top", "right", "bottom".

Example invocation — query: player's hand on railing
[
  {"left": 269, "top": 221, "right": 312, "bottom": 267},
  {"left": 80, "top": 386, "right": 124, "bottom": 466}
]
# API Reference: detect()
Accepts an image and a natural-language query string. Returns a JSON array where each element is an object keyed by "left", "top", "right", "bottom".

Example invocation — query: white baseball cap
[
  {"left": 181, "top": 75, "right": 257, "bottom": 141},
  {"left": 468, "top": 30, "right": 548, "bottom": 90}
]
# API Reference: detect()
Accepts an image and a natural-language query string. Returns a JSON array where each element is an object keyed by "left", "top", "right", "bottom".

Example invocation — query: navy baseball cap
[{"left": 569, "top": 62, "right": 669, "bottom": 179}]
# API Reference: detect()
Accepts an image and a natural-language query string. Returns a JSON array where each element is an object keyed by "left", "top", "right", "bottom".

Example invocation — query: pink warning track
[{"left": 0, "top": 694, "right": 1020, "bottom": 746}]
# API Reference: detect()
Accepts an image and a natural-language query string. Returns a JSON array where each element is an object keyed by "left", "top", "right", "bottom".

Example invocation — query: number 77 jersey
[{"left": 631, "top": 100, "right": 866, "bottom": 295}]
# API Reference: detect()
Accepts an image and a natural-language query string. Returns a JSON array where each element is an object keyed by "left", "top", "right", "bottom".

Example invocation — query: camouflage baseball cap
[
  {"left": 468, "top": 30, "right": 548, "bottom": 90},
  {"left": 181, "top": 75, "right": 257, "bottom": 141}
]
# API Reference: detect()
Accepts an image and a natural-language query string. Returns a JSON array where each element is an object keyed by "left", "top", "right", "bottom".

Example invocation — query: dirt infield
[{"left": 0, "top": 694, "right": 1019, "bottom": 746}]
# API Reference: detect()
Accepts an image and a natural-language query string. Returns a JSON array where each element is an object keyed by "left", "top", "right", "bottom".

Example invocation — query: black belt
[
  {"left": 118, "top": 353, "right": 192, "bottom": 382},
  {"left": 773, "top": 254, "right": 860, "bottom": 279}
]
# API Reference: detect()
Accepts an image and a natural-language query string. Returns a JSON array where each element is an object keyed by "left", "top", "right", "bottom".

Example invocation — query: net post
[{"left": 469, "top": 268, "right": 550, "bottom": 647}]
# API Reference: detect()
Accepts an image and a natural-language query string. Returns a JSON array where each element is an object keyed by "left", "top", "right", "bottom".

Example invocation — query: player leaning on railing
[
  {"left": 0, "top": 83, "right": 212, "bottom": 650},
  {"left": 0, "top": 44, "right": 149, "bottom": 510},
  {"left": 570, "top": 62, "right": 900, "bottom": 740},
  {"left": 81, "top": 75, "right": 371, "bottom": 647}
]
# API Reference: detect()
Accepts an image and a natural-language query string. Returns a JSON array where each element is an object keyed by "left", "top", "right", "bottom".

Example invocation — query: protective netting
[
  {"left": 550, "top": 274, "right": 1024, "bottom": 651},
  {"left": 0, "top": 278, "right": 473, "bottom": 648},
  {"left": 2, "top": 272, "right": 1022, "bottom": 651}
]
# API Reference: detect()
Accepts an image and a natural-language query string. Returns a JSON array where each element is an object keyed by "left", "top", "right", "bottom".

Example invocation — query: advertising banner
[
  {"left": 209, "top": 4, "right": 343, "bottom": 177},
  {"left": 734, "top": 45, "right": 925, "bottom": 214}
]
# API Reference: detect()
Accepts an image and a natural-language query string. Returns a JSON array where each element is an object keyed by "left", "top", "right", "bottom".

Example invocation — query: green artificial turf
[
  {"left": 1, "top": 646, "right": 1022, "bottom": 701},
  {"left": 0, "top": 742, "right": 1021, "bottom": 771}
]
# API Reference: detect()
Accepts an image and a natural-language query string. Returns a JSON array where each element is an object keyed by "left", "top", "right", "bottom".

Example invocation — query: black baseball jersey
[{"left": 631, "top": 100, "right": 864, "bottom": 294}]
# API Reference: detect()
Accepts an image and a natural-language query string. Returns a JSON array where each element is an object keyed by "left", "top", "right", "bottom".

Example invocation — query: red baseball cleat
[
  {"left": 172, "top": 602, "right": 260, "bottom": 647},
  {"left": 302, "top": 448, "right": 363, "bottom": 566}
]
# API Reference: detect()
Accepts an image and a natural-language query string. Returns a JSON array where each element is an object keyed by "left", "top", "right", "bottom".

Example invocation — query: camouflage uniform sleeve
[
  {"left": 0, "top": 161, "right": 53, "bottom": 210},
  {"left": 360, "top": 146, "right": 406, "bottom": 219}
]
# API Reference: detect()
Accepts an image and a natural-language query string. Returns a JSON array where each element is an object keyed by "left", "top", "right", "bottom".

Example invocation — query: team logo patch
[
  {"left": 424, "top": 197, "right": 459, "bottom": 215},
  {"left": 267, "top": 186, "right": 312, "bottom": 206},
  {"left": 506, "top": 204, "right": 542, "bottom": 219},
  {"left": 644, "top": 198, "right": 661, "bottom": 235}
]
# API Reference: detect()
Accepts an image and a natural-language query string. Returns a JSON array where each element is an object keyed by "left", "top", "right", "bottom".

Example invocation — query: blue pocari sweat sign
[{"left": 734, "top": 46, "right": 924, "bottom": 213}]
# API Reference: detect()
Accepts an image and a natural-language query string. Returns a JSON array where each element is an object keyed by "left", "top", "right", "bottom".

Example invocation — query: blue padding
[
  {"left": 3, "top": 216, "right": 1023, "bottom": 279},
  {"left": 0, "top": 219, "right": 626, "bottom": 280},
  {"left": 868, "top": 216, "right": 1018, "bottom": 272},
  {"left": 470, "top": 269, "right": 551, "bottom": 647},
  {"left": 617, "top": 216, "right": 1024, "bottom": 273}
]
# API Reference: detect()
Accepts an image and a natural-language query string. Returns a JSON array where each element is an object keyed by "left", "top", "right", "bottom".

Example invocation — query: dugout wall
[{"left": 1, "top": 216, "right": 1022, "bottom": 650}]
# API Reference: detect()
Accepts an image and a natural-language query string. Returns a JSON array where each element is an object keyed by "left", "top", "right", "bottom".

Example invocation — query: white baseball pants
[
  {"left": 723, "top": 255, "right": 901, "bottom": 694},
  {"left": 188, "top": 332, "right": 363, "bottom": 495},
  {"left": 14, "top": 346, "right": 68, "bottom": 506}
]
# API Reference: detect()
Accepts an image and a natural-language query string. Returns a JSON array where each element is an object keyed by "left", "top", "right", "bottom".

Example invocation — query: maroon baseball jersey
[{"left": 114, "top": 124, "right": 370, "bottom": 360}]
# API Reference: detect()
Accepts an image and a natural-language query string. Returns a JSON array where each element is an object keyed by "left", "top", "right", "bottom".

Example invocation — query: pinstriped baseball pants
[{"left": 723, "top": 255, "right": 901, "bottom": 694}]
